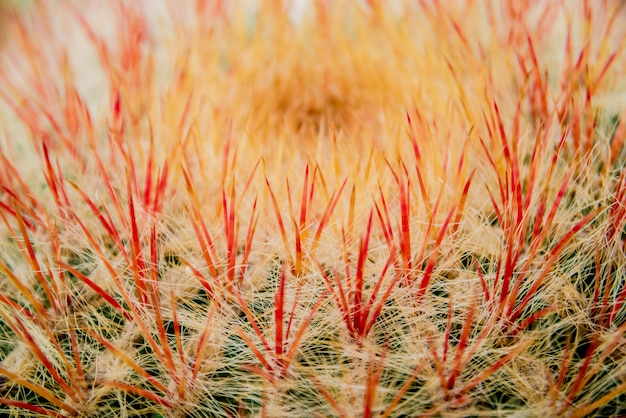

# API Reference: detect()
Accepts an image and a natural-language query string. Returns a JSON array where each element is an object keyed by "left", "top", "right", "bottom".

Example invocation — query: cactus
[{"left": 0, "top": 1, "right": 625, "bottom": 416}]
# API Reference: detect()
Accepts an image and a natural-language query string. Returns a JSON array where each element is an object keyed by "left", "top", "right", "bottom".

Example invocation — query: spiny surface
[{"left": 0, "top": 1, "right": 625, "bottom": 417}]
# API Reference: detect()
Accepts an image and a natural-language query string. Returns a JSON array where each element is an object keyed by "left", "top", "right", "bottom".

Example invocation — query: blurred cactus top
[{"left": 0, "top": 0, "right": 31, "bottom": 41}]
